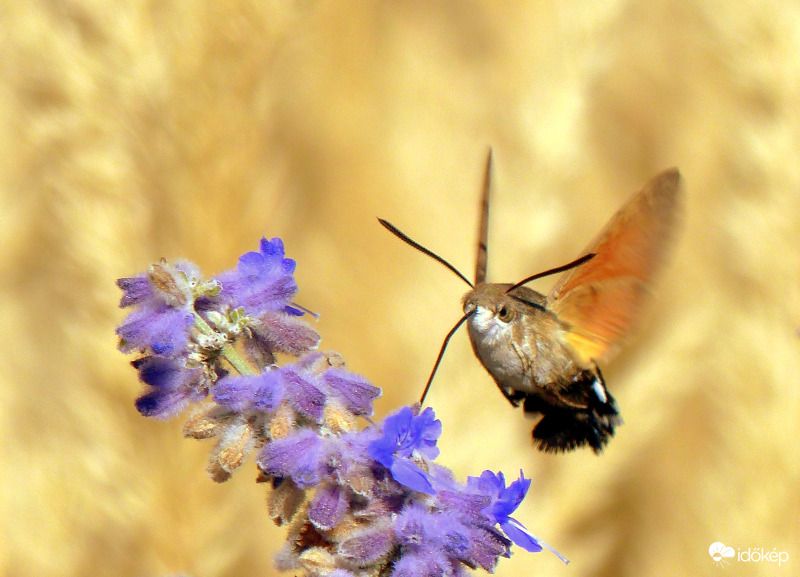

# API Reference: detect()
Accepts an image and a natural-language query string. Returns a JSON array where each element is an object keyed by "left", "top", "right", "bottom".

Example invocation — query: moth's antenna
[
  {"left": 506, "top": 253, "right": 596, "bottom": 294},
  {"left": 378, "top": 218, "right": 473, "bottom": 288},
  {"left": 475, "top": 148, "right": 493, "bottom": 285},
  {"left": 419, "top": 310, "right": 474, "bottom": 406}
]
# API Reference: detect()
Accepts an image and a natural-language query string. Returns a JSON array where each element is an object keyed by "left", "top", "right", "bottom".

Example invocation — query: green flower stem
[
  {"left": 221, "top": 343, "right": 254, "bottom": 376},
  {"left": 193, "top": 311, "right": 254, "bottom": 376}
]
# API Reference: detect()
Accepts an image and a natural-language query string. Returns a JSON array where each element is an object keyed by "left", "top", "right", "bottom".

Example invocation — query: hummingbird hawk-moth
[{"left": 379, "top": 152, "right": 682, "bottom": 453}]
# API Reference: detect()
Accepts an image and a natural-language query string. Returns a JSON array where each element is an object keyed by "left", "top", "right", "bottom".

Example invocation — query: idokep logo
[
  {"left": 709, "top": 542, "right": 789, "bottom": 568},
  {"left": 709, "top": 542, "right": 735, "bottom": 567}
]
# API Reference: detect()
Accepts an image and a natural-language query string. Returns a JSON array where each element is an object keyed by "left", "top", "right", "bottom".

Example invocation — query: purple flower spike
[
  {"left": 118, "top": 236, "right": 557, "bottom": 576},
  {"left": 367, "top": 406, "right": 442, "bottom": 495},
  {"left": 216, "top": 238, "right": 298, "bottom": 317}
]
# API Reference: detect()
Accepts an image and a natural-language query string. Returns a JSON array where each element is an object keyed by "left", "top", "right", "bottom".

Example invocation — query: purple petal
[
  {"left": 261, "top": 237, "right": 289, "bottom": 258},
  {"left": 117, "top": 259, "right": 202, "bottom": 310},
  {"left": 308, "top": 484, "right": 348, "bottom": 530},
  {"left": 252, "top": 372, "right": 284, "bottom": 412},
  {"left": 366, "top": 433, "right": 398, "bottom": 469},
  {"left": 436, "top": 490, "right": 491, "bottom": 524},
  {"left": 393, "top": 504, "right": 431, "bottom": 546},
  {"left": 212, "top": 375, "right": 256, "bottom": 413},
  {"left": 467, "top": 470, "right": 504, "bottom": 498},
  {"left": 499, "top": 519, "right": 542, "bottom": 553},
  {"left": 215, "top": 238, "right": 298, "bottom": 317},
  {"left": 283, "top": 369, "right": 326, "bottom": 421},
  {"left": 116, "top": 274, "right": 153, "bottom": 307},
  {"left": 435, "top": 517, "right": 471, "bottom": 556},
  {"left": 411, "top": 407, "right": 441, "bottom": 460},
  {"left": 321, "top": 369, "right": 381, "bottom": 416},
  {"left": 459, "top": 525, "right": 509, "bottom": 571},
  {"left": 390, "top": 459, "right": 435, "bottom": 495},
  {"left": 258, "top": 430, "right": 322, "bottom": 487},
  {"left": 383, "top": 406, "right": 414, "bottom": 451},
  {"left": 366, "top": 406, "right": 443, "bottom": 491},
  {"left": 213, "top": 372, "right": 282, "bottom": 413},
  {"left": 238, "top": 250, "right": 268, "bottom": 271},
  {"left": 117, "top": 302, "right": 193, "bottom": 356},
  {"left": 135, "top": 389, "right": 187, "bottom": 418},
  {"left": 485, "top": 470, "right": 531, "bottom": 524},
  {"left": 502, "top": 519, "right": 568, "bottom": 562},
  {"left": 251, "top": 311, "right": 320, "bottom": 356},
  {"left": 338, "top": 526, "right": 396, "bottom": 566},
  {"left": 132, "top": 356, "right": 206, "bottom": 419},
  {"left": 390, "top": 552, "right": 450, "bottom": 577},
  {"left": 494, "top": 471, "right": 530, "bottom": 518}
]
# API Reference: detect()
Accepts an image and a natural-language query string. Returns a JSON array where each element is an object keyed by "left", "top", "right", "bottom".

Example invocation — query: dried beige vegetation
[{"left": 2, "top": 2, "right": 799, "bottom": 577}]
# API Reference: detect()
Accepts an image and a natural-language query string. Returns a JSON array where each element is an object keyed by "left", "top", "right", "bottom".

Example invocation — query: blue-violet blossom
[{"left": 117, "top": 237, "right": 564, "bottom": 576}]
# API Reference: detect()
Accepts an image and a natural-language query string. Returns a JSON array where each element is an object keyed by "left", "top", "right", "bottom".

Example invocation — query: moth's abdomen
[{"left": 522, "top": 368, "right": 621, "bottom": 454}]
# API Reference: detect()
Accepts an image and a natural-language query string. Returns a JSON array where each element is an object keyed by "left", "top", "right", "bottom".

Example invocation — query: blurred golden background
[{"left": 2, "top": 2, "right": 799, "bottom": 576}]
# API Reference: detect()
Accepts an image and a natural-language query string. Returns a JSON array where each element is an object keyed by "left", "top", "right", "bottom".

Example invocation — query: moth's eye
[{"left": 498, "top": 305, "right": 515, "bottom": 323}]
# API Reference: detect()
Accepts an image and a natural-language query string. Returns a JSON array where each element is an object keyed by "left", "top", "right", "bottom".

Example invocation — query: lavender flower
[
  {"left": 215, "top": 237, "right": 299, "bottom": 317},
  {"left": 467, "top": 470, "right": 567, "bottom": 562},
  {"left": 367, "top": 406, "right": 441, "bottom": 495},
  {"left": 117, "top": 236, "right": 564, "bottom": 576}
]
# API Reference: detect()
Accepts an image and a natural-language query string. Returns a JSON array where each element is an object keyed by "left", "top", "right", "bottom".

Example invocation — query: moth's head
[{"left": 463, "top": 283, "right": 546, "bottom": 332}]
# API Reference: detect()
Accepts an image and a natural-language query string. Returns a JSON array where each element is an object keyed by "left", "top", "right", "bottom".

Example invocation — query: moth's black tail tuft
[
  {"left": 524, "top": 368, "right": 621, "bottom": 454},
  {"left": 531, "top": 403, "right": 620, "bottom": 454}
]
